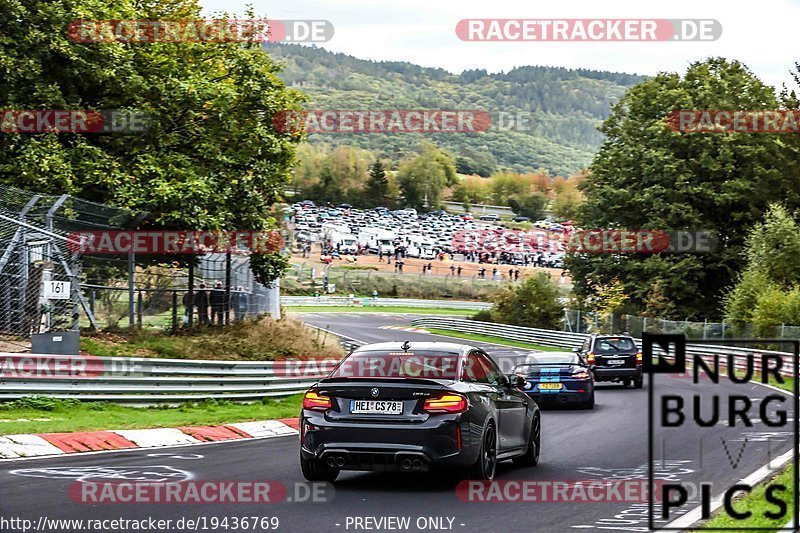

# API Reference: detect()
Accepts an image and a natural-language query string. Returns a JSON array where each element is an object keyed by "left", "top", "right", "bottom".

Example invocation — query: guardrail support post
[
  {"left": 128, "top": 252, "right": 135, "bottom": 329},
  {"left": 136, "top": 290, "right": 143, "bottom": 329},
  {"left": 225, "top": 248, "right": 231, "bottom": 326},
  {"left": 187, "top": 261, "right": 194, "bottom": 327},
  {"left": 172, "top": 291, "right": 178, "bottom": 332}
]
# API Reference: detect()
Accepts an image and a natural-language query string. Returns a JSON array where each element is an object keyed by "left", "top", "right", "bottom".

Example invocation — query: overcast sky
[{"left": 199, "top": 0, "right": 799, "bottom": 90}]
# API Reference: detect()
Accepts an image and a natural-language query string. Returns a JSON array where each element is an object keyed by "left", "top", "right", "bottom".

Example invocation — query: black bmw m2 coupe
[{"left": 299, "top": 341, "right": 541, "bottom": 482}]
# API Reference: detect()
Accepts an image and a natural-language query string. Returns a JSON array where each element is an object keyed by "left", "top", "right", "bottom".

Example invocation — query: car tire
[
  {"left": 513, "top": 413, "right": 541, "bottom": 468},
  {"left": 633, "top": 375, "right": 644, "bottom": 389},
  {"left": 300, "top": 454, "right": 340, "bottom": 482},
  {"left": 466, "top": 422, "right": 498, "bottom": 480}
]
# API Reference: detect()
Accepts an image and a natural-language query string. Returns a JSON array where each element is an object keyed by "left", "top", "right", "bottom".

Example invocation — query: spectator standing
[
  {"left": 231, "top": 287, "right": 242, "bottom": 321},
  {"left": 239, "top": 287, "right": 250, "bottom": 318},
  {"left": 209, "top": 281, "right": 226, "bottom": 324},
  {"left": 182, "top": 286, "right": 194, "bottom": 325},
  {"left": 514, "top": 269, "right": 520, "bottom": 282},
  {"left": 457, "top": 265, "right": 462, "bottom": 277},
  {"left": 194, "top": 283, "right": 210, "bottom": 325}
]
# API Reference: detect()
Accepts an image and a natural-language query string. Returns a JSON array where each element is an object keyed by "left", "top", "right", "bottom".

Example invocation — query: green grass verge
[
  {"left": 696, "top": 463, "right": 794, "bottom": 530},
  {"left": 424, "top": 328, "right": 564, "bottom": 351},
  {"left": 79, "top": 317, "right": 344, "bottom": 361},
  {"left": 285, "top": 305, "right": 477, "bottom": 316},
  {"left": 0, "top": 395, "right": 303, "bottom": 435}
]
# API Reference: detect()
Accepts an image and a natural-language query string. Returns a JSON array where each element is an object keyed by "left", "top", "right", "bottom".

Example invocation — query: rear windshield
[
  {"left": 329, "top": 351, "right": 459, "bottom": 379},
  {"left": 594, "top": 337, "right": 636, "bottom": 353}
]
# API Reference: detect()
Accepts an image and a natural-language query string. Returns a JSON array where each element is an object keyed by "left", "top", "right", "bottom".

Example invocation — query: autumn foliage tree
[{"left": 0, "top": 0, "right": 305, "bottom": 283}]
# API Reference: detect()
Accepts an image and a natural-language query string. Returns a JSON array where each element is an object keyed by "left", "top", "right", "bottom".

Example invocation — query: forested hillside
[{"left": 264, "top": 43, "right": 643, "bottom": 175}]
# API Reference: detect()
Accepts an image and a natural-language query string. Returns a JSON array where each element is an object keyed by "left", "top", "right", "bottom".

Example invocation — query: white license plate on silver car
[{"left": 350, "top": 400, "right": 403, "bottom": 414}]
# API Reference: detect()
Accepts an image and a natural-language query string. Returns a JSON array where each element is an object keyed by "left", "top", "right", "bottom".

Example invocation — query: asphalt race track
[{"left": 0, "top": 312, "right": 795, "bottom": 533}]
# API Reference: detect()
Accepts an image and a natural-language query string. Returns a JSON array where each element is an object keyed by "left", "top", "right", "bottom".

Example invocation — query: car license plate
[
  {"left": 538, "top": 383, "right": 562, "bottom": 390},
  {"left": 350, "top": 400, "right": 403, "bottom": 414},
  {"left": 607, "top": 359, "right": 626, "bottom": 366}
]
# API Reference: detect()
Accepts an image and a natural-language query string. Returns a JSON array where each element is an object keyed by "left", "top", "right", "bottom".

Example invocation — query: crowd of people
[{"left": 181, "top": 282, "right": 251, "bottom": 325}]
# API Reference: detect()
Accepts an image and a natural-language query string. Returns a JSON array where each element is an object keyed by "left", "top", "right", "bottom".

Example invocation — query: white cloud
[{"left": 200, "top": 0, "right": 800, "bottom": 90}]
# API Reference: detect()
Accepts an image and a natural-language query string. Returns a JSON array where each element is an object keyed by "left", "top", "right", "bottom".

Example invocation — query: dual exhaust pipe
[
  {"left": 400, "top": 457, "right": 425, "bottom": 471},
  {"left": 326, "top": 456, "right": 346, "bottom": 468},
  {"left": 324, "top": 454, "right": 426, "bottom": 470}
]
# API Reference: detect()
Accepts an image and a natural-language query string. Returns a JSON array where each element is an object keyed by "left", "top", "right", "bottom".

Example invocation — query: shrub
[
  {"left": 470, "top": 309, "right": 494, "bottom": 323},
  {"left": 491, "top": 273, "right": 563, "bottom": 329}
]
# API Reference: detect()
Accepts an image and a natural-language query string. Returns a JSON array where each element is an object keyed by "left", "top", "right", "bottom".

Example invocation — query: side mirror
[{"left": 508, "top": 374, "right": 526, "bottom": 388}]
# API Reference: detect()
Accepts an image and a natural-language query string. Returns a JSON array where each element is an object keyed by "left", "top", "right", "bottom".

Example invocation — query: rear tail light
[
  {"left": 302, "top": 390, "right": 332, "bottom": 411},
  {"left": 572, "top": 369, "right": 591, "bottom": 380},
  {"left": 586, "top": 352, "right": 595, "bottom": 364},
  {"left": 423, "top": 393, "right": 468, "bottom": 414},
  {"left": 636, "top": 352, "right": 643, "bottom": 365}
]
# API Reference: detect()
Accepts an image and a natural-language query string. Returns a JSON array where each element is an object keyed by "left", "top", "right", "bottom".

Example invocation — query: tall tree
[
  {"left": 364, "top": 160, "right": 389, "bottom": 206},
  {"left": 724, "top": 204, "right": 800, "bottom": 328},
  {"left": 0, "top": 1, "right": 303, "bottom": 228},
  {"left": 0, "top": 0, "right": 305, "bottom": 283},
  {"left": 567, "top": 58, "right": 800, "bottom": 319},
  {"left": 397, "top": 142, "right": 457, "bottom": 210}
]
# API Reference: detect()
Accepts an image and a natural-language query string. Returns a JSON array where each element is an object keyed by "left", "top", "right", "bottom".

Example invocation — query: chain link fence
[
  {"left": 563, "top": 309, "right": 800, "bottom": 350},
  {"left": 84, "top": 254, "right": 280, "bottom": 330},
  {"left": 0, "top": 184, "right": 282, "bottom": 337},
  {"left": 282, "top": 261, "right": 511, "bottom": 301},
  {"left": 0, "top": 185, "right": 139, "bottom": 339}
]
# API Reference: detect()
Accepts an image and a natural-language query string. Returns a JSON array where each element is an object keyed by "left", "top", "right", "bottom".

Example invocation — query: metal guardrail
[
  {"left": 5, "top": 317, "right": 793, "bottom": 403},
  {"left": 282, "top": 296, "right": 491, "bottom": 310},
  {"left": 0, "top": 353, "right": 339, "bottom": 403},
  {"left": 410, "top": 317, "right": 797, "bottom": 377},
  {"left": 0, "top": 323, "right": 363, "bottom": 403},
  {"left": 412, "top": 317, "right": 587, "bottom": 349}
]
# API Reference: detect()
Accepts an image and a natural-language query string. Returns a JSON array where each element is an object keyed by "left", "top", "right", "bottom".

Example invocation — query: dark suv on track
[{"left": 576, "top": 334, "right": 643, "bottom": 388}]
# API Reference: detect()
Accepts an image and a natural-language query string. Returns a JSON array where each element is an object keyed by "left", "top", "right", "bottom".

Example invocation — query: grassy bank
[
  {"left": 0, "top": 395, "right": 303, "bottom": 435},
  {"left": 424, "top": 328, "right": 564, "bottom": 351},
  {"left": 80, "top": 316, "right": 343, "bottom": 361},
  {"left": 285, "top": 306, "right": 476, "bottom": 315},
  {"left": 696, "top": 464, "right": 794, "bottom": 531}
]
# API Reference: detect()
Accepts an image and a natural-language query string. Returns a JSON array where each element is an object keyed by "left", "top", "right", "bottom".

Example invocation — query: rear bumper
[
  {"left": 299, "top": 412, "right": 478, "bottom": 471},
  {"left": 527, "top": 387, "right": 592, "bottom": 404},
  {"left": 593, "top": 367, "right": 642, "bottom": 381}
]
